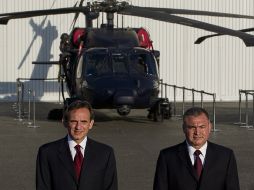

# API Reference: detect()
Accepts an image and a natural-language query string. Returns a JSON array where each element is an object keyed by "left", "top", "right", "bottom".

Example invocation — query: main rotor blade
[
  {"left": 195, "top": 27, "right": 254, "bottom": 44},
  {"left": 119, "top": 6, "right": 254, "bottom": 46},
  {"left": 70, "top": 0, "right": 85, "bottom": 30},
  {"left": 144, "top": 7, "right": 254, "bottom": 19},
  {"left": 0, "top": 7, "right": 90, "bottom": 24}
]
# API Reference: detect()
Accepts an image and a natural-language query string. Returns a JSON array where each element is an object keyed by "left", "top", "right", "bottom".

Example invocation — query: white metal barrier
[
  {"left": 234, "top": 89, "right": 254, "bottom": 129},
  {"left": 159, "top": 79, "right": 217, "bottom": 131},
  {"left": 27, "top": 89, "right": 40, "bottom": 128},
  {"left": 13, "top": 78, "right": 24, "bottom": 122},
  {"left": 13, "top": 79, "right": 38, "bottom": 127},
  {"left": 13, "top": 77, "right": 62, "bottom": 127}
]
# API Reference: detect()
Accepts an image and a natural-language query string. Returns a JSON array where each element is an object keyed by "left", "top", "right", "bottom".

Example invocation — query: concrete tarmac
[{"left": 0, "top": 101, "right": 253, "bottom": 190}]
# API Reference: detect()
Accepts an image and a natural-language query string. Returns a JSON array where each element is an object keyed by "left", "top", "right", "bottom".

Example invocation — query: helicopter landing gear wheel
[
  {"left": 147, "top": 98, "right": 171, "bottom": 122},
  {"left": 153, "top": 107, "right": 164, "bottom": 122},
  {"left": 117, "top": 105, "right": 131, "bottom": 116}
]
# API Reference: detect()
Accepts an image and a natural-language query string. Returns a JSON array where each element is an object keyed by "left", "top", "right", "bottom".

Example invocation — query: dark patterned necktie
[
  {"left": 194, "top": 150, "right": 203, "bottom": 179},
  {"left": 74, "top": 145, "right": 83, "bottom": 179}
]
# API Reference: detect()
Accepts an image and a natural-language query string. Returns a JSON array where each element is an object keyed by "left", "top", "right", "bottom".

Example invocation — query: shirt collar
[
  {"left": 186, "top": 140, "right": 208, "bottom": 157},
  {"left": 67, "top": 135, "right": 87, "bottom": 150}
]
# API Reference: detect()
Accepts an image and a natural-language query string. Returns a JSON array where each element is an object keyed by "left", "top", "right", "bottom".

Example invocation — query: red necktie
[
  {"left": 194, "top": 150, "right": 202, "bottom": 179},
  {"left": 74, "top": 145, "right": 83, "bottom": 179}
]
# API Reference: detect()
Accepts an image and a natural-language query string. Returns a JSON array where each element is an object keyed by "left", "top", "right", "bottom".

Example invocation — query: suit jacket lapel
[
  {"left": 199, "top": 142, "right": 215, "bottom": 186},
  {"left": 57, "top": 137, "right": 78, "bottom": 183},
  {"left": 178, "top": 142, "right": 199, "bottom": 181},
  {"left": 79, "top": 138, "right": 95, "bottom": 185}
]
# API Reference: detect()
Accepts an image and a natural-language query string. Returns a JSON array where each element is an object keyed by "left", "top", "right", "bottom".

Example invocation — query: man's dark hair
[
  {"left": 183, "top": 107, "right": 210, "bottom": 125},
  {"left": 63, "top": 100, "right": 95, "bottom": 121}
]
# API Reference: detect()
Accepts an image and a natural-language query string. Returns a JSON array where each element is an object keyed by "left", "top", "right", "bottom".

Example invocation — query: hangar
[{"left": 0, "top": 0, "right": 253, "bottom": 102}]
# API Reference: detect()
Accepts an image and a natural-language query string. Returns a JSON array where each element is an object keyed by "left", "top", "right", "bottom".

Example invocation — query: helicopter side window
[
  {"left": 85, "top": 55, "right": 97, "bottom": 76},
  {"left": 86, "top": 60, "right": 97, "bottom": 76},
  {"left": 129, "top": 52, "right": 159, "bottom": 76},
  {"left": 130, "top": 54, "right": 148, "bottom": 75},
  {"left": 146, "top": 54, "right": 159, "bottom": 76},
  {"left": 137, "top": 56, "right": 148, "bottom": 74}
]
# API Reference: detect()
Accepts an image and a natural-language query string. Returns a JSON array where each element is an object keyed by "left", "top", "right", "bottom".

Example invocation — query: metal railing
[
  {"left": 13, "top": 78, "right": 25, "bottom": 122},
  {"left": 17, "top": 77, "right": 62, "bottom": 102},
  {"left": 159, "top": 79, "right": 217, "bottom": 131},
  {"left": 13, "top": 79, "right": 39, "bottom": 127},
  {"left": 234, "top": 89, "right": 254, "bottom": 129},
  {"left": 13, "top": 77, "right": 63, "bottom": 127}
]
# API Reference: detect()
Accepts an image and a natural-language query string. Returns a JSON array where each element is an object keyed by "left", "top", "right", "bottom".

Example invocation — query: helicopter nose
[{"left": 113, "top": 89, "right": 136, "bottom": 105}]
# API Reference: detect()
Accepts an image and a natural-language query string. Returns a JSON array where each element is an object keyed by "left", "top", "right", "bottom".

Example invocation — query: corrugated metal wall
[{"left": 0, "top": 0, "right": 253, "bottom": 101}]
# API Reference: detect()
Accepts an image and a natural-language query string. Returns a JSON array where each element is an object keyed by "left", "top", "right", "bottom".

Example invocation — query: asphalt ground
[{"left": 0, "top": 101, "right": 253, "bottom": 190}]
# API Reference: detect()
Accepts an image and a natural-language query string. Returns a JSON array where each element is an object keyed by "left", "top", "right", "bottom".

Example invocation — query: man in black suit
[
  {"left": 153, "top": 107, "right": 240, "bottom": 190},
  {"left": 36, "top": 100, "right": 118, "bottom": 190}
]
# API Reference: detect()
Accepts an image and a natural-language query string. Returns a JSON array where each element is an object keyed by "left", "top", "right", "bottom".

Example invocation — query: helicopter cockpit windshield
[{"left": 84, "top": 48, "right": 158, "bottom": 77}]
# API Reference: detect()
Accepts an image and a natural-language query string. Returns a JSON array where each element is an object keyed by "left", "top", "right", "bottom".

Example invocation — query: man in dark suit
[
  {"left": 153, "top": 107, "right": 239, "bottom": 190},
  {"left": 36, "top": 100, "right": 118, "bottom": 190}
]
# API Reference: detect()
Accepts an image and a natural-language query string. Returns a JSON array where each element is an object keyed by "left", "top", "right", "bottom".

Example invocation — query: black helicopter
[{"left": 1, "top": 0, "right": 254, "bottom": 120}]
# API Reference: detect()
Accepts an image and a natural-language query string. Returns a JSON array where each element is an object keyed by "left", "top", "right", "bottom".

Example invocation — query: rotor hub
[{"left": 91, "top": 0, "right": 129, "bottom": 13}]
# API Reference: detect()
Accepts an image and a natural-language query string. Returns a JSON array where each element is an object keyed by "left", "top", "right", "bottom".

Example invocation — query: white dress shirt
[
  {"left": 186, "top": 141, "right": 208, "bottom": 166},
  {"left": 67, "top": 135, "right": 87, "bottom": 160}
]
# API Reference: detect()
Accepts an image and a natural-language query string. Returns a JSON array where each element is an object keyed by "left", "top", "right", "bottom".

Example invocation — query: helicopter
[{"left": 1, "top": 0, "right": 254, "bottom": 120}]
